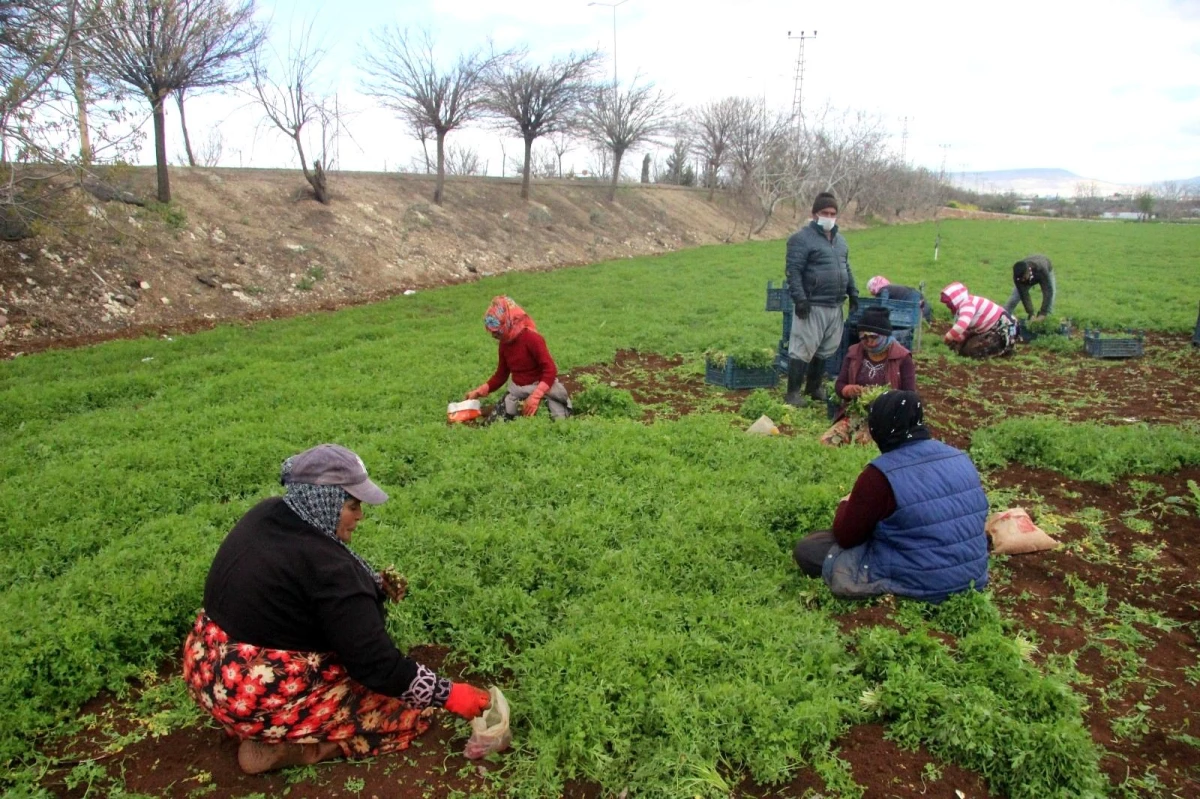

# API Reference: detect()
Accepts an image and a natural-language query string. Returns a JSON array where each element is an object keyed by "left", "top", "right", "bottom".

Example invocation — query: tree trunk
[
  {"left": 151, "top": 95, "right": 170, "bottom": 203},
  {"left": 433, "top": 130, "right": 446, "bottom": 205},
  {"left": 294, "top": 133, "right": 328, "bottom": 204},
  {"left": 607, "top": 148, "right": 624, "bottom": 202},
  {"left": 175, "top": 90, "right": 197, "bottom": 167},
  {"left": 71, "top": 49, "right": 91, "bottom": 166},
  {"left": 520, "top": 136, "right": 533, "bottom": 200}
]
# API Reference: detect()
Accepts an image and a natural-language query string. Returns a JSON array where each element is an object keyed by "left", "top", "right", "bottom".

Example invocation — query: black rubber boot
[
  {"left": 805, "top": 357, "right": 828, "bottom": 403},
  {"left": 784, "top": 357, "right": 808, "bottom": 407}
]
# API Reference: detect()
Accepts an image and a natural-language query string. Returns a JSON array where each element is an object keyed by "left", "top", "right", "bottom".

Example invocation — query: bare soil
[{"left": 0, "top": 168, "right": 797, "bottom": 358}]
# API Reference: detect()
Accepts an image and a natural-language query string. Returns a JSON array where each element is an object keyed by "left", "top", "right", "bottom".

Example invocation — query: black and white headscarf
[
  {"left": 280, "top": 456, "right": 382, "bottom": 589},
  {"left": 868, "top": 390, "right": 932, "bottom": 453}
]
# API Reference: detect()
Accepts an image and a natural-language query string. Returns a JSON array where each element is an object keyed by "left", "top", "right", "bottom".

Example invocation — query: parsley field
[{"left": 3, "top": 219, "right": 1198, "bottom": 797}]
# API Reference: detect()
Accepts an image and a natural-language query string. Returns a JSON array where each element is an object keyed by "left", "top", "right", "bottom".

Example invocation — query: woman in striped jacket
[{"left": 939, "top": 282, "right": 1017, "bottom": 358}]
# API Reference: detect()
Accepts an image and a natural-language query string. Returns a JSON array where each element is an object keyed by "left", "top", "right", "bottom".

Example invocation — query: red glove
[
  {"left": 465, "top": 383, "right": 491, "bottom": 401},
  {"left": 522, "top": 382, "right": 550, "bottom": 417},
  {"left": 842, "top": 384, "right": 864, "bottom": 399},
  {"left": 444, "top": 683, "right": 491, "bottom": 720}
]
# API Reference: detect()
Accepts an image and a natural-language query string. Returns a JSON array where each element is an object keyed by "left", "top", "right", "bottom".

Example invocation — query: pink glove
[
  {"left": 444, "top": 683, "right": 491, "bottom": 720},
  {"left": 465, "top": 383, "right": 491, "bottom": 400},
  {"left": 522, "top": 382, "right": 550, "bottom": 417},
  {"left": 842, "top": 384, "right": 864, "bottom": 399}
]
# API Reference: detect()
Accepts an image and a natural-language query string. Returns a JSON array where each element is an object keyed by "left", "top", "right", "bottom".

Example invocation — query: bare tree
[
  {"left": 1, "top": 0, "right": 115, "bottom": 238},
  {"left": 361, "top": 28, "right": 500, "bottom": 205},
  {"left": 727, "top": 96, "right": 790, "bottom": 189},
  {"left": 580, "top": 76, "right": 673, "bottom": 202},
  {"left": 690, "top": 97, "right": 738, "bottom": 200},
  {"left": 194, "top": 126, "right": 222, "bottom": 166},
  {"left": 1073, "top": 181, "right": 1101, "bottom": 218},
  {"left": 809, "top": 108, "right": 888, "bottom": 214},
  {"left": 250, "top": 25, "right": 341, "bottom": 203},
  {"left": 88, "top": 0, "right": 264, "bottom": 203},
  {"left": 549, "top": 130, "right": 572, "bottom": 178},
  {"left": 1, "top": 0, "right": 87, "bottom": 163},
  {"left": 484, "top": 49, "right": 602, "bottom": 200},
  {"left": 744, "top": 136, "right": 809, "bottom": 236},
  {"left": 444, "top": 143, "right": 483, "bottom": 175}
]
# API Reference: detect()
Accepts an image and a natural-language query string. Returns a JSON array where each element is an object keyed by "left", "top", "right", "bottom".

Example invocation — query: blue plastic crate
[
  {"left": 848, "top": 295, "right": 922, "bottom": 332},
  {"left": 1083, "top": 329, "right": 1144, "bottom": 359},
  {"left": 705, "top": 357, "right": 779, "bottom": 389},
  {"left": 766, "top": 280, "right": 793, "bottom": 313}
]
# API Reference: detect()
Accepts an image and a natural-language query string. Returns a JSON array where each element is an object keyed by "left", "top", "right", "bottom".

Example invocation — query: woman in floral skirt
[{"left": 183, "top": 443, "right": 492, "bottom": 774}]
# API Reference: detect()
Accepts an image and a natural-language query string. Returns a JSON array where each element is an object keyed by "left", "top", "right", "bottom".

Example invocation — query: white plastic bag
[
  {"left": 463, "top": 686, "right": 511, "bottom": 760},
  {"left": 447, "top": 399, "right": 482, "bottom": 424}
]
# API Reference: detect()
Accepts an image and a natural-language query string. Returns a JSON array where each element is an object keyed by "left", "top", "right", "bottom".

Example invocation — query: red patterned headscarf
[{"left": 483, "top": 296, "right": 537, "bottom": 343}]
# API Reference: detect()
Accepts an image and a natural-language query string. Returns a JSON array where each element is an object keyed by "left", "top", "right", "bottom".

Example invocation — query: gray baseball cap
[{"left": 284, "top": 444, "right": 389, "bottom": 504}]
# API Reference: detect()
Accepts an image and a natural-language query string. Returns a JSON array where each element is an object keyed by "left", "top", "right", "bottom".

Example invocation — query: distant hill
[{"left": 950, "top": 168, "right": 1133, "bottom": 198}]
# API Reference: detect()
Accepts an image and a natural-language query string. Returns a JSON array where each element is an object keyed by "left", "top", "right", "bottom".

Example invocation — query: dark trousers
[{"left": 793, "top": 530, "right": 836, "bottom": 577}]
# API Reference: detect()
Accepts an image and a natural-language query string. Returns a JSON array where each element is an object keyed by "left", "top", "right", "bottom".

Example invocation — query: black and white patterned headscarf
[
  {"left": 868, "top": 390, "right": 932, "bottom": 453},
  {"left": 281, "top": 456, "right": 382, "bottom": 589}
]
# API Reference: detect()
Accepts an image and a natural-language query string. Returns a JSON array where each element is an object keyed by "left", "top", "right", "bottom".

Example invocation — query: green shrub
[
  {"left": 570, "top": 376, "right": 641, "bottom": 419},
  {"left": 971, "top": 418, "right": 1200, "bottom": 483}
]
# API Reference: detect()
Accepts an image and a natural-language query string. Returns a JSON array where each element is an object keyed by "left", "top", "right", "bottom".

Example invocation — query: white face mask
[{"left": 816, "top": 216, "right": 837, "bottom": 231}]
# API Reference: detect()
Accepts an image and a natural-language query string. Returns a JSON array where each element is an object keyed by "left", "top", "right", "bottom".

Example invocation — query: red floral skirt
[{"left": 183, "top": 611, "right": 433, "bottom": 758}]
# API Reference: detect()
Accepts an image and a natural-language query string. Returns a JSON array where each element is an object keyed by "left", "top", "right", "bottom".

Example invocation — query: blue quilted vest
[{"left": 823, "top": 439, "right": 989, "bottom": 602}]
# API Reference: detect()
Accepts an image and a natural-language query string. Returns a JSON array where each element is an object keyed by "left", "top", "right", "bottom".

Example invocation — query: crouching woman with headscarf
[
  {"left": 939, "top": 281, "right": 1017, "bottom": 358},
  {"left": 184, "top": 444, "right": 493, "bottom": 774},
  {"left": 465, "top": 295, "right": 572, "bottom": 420},
  {"left": 793, "top": 391, "right": 989, "bottom": 602}
]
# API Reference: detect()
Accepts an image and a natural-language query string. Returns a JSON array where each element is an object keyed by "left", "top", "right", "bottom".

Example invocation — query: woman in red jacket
[{"left": 466, "top": 296, "right": 572, "bottom": 419}]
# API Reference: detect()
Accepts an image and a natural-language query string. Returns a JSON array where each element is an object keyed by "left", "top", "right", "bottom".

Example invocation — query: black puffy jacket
[{"left": 785, "top": 220, "right": 858, "bottom": 308}]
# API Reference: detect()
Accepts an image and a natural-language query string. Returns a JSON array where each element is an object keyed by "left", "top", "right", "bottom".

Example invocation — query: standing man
[
  {"left": 1003, "top": 254, "right": 1055, "bottom": 321},
  {"left": 784, "top": 191, "right": 859, "bottom": 407}
]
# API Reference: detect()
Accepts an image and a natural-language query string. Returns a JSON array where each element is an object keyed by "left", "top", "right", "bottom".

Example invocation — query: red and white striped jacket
[{"left": 940, "top": 282, "right": 1007, "bottom": 343}]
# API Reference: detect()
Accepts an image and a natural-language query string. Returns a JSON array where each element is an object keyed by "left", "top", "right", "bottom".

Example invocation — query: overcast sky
[{"left": 150, "top": 0, "right": 1200, "bottom": 186}]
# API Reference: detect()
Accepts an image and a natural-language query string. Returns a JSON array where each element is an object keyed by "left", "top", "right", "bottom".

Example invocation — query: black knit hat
[
  {"left": 811, "top": 191, "right": 838, "bottom": 215},
  {"left": 1012, "top": 260, "right": 1034, "bottom": 283},
  {"left": 857, "top": 306, "right": 892, "bottom": 336}
]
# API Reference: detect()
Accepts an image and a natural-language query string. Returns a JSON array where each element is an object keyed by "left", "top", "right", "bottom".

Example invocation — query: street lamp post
[{"left": 588, "top": 0, "right": 629, "bottom": 85}]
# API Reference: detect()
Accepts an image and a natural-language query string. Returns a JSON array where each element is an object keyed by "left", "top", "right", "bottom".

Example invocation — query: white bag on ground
[
  {"left": 746, "top": 415, "right": 779, "bottom": 435},
  {"left": 463, "top": 685, "right": 512, "bottom": 759},
  {"left": 986, "top": 508, "right": 1060, "bottom": 555}
]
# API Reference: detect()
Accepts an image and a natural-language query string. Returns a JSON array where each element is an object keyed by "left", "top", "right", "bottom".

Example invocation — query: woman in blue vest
[{"left": 793, "top": 391, "right": 989, "bottom": 602}]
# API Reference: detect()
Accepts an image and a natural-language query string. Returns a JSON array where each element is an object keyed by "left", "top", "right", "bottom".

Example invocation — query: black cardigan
[{"left": 203, "top": 497, "right": 421, "bottom": 698}]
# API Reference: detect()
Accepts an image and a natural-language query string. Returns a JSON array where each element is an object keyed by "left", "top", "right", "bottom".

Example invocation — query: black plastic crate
[
  {"left": 766, "top": 280, "right": 792, "bottom": 313},
  {"left": 1083, "top": 329, "right": 1144, "bottom": 359},
  {"left": 1193, "top": 301, "right": 1199, "bottom": 347},
  {"left": 705, "top": 357, "right": 779, "bottom": 389}
]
